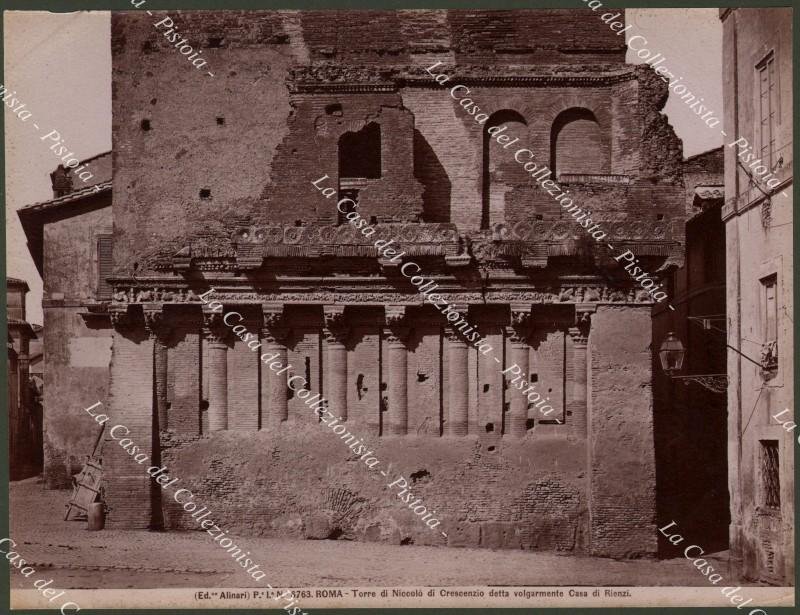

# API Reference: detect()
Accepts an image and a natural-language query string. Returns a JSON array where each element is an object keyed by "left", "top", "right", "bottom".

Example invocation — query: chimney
[{"left": 50, "top": 164, "right": 73, "bottom": 198}]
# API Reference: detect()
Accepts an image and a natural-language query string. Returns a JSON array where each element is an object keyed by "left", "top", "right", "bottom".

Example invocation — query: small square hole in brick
[
  {"left": 140, "top": 119, "right": 151, "bottom": 131},
  {"left": 216, "top": 117, "right": 225, "bottom": 125},
  {"left": 199, "top": 189, "right": 211, "bottom": 199},
  {"left": 656, "top": 214, "right": 664, "bottom": 220},
  {"left": 207, "top": 37, "right": 224, "bottom": 48}
]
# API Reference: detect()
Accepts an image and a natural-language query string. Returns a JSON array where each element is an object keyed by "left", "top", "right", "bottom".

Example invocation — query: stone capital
[
  {"left": 262, "top": 304, "right": 285, "bottom": 328},
  {"left": 568, "top": 326, "right": 588, "bottom": 347},
  {"left": 385, "top": 305, "right": 407, "bottom": 327},
  {"left": 505, "top": 326, "right": 528, "bottom": 345},
  {"left": 109, "top": 307, "right": 132, "bottom": 332},
  {"left": 144, "top": 308, "right": 172, "bottom": 343},
  {"left": 262, "top": 305, "right": 289, "bottom": 344},
  {"left": 203, "top": 310, "right": 229, "bottom": 345},
  {"left": 323, "top": 305, "right": 349, "bottom": 344},
  {"left": 444, "top": 326, "right": 467, "bottom": 345},
  {"left": 574, "top": 303, "right": 596, "bottom": 338},
  {"left": 384, "top": 305, "right": 411, "bottom": 344},
  {"left": 508, "top": 303, "right": 532, "bottom": 344}
]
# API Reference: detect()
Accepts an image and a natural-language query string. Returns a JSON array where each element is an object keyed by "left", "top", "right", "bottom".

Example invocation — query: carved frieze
[
  {"left": 112, "top": 287, "right": 202, "bottom": 304},
  {"left": 289, "top": 64, "right": 639, "bottom": 93},
  {"left": 107, "top": 284, "right": 655, "bottom": 308},
  {"left": 231, "top": 222, "right": 459, "bottom": 246}
]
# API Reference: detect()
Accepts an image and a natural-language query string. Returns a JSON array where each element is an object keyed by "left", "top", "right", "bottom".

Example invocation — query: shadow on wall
[{"left": 413, "top": 129, "right": 451, "bottom": 223}]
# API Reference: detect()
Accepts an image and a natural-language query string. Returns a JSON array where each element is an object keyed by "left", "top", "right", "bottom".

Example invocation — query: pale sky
[{"left": 4, "top": 9, "right": 723, "bottom": 325}]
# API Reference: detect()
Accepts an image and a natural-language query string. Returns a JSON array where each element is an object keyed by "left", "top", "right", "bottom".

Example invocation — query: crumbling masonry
[{"left": 96, "top": 9, "right": 688, "bottom": 555}]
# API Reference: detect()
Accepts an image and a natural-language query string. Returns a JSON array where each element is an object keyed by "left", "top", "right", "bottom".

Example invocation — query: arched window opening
[
  {"left": 482, "top": 110, "right": 527, "bottom": 230},
  {"left": 338, "top": 122, "right": 381, "bottom": 179},
  {"left": 550, "top": 108, "right": 609, "bottom": 179}
]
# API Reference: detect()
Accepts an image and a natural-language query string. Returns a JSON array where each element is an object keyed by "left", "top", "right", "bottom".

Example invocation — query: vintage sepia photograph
[{"left": 3, "top": 3, "right": 795, "bottom": 611}]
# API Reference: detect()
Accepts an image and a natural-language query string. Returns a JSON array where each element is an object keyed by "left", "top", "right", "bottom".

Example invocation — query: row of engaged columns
[
  {"left": 153, "top": 302, "right": 591, "bottom": 438},
  {"left": 203, "top": 306, "right": 293, "bottom": 432}
]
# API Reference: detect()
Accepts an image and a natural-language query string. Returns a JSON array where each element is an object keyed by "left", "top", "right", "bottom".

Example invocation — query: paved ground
[{"left": 10, "top": 478, "right": 751, "bottom": 589}]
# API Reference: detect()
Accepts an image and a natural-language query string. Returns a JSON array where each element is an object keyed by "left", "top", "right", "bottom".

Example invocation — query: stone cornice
[
  {"left": 104, "top": 281, "right": 656, "bottom": 310},
  {"left": 153, "top": 219, "right": 681, "bottom": 273},
  {"left": 289, "top": 64, "right": 638, "bottom": 93},
  {"left": 721, "top": 174, "right": 793, "bottom": 222}
]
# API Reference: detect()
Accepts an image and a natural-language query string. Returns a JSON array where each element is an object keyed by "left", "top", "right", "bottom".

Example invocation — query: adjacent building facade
[
  {"left": 7, "top": 277, "right": 41, "bottom": 479},
  {"left": 18, "top": 152, "right": 113, "bottom": 488},
  {"left": 720, "top": 7, "right": 794, "bottom": 584}
]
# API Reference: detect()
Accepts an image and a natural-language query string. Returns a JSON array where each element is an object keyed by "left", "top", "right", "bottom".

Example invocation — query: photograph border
[{"left": 1, "top": 0, "right": 797, "bottom": 613}]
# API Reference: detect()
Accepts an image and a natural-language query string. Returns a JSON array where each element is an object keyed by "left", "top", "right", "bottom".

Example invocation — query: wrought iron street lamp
[
  {"left": 657, "top": 316, "right": 765, "bottom": 394},
  {"left": 658, "top": 332, "right": 685, "bottom": 375}
]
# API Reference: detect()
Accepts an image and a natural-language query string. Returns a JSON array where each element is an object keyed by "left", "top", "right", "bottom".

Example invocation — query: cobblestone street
[{"left": 9, "top": 479, "right": 750, "bottom": 590}]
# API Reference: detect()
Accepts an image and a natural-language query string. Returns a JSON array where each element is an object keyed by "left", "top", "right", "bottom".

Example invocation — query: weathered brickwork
[
  {"left": 99, "top": 9, "right": 690, "bottom": 555},
  {"left": 588, "top": 306, "right": 657, "bottom": 557},
  {"left": 161, "top": 429, "right": 585, "bottom": 549}
]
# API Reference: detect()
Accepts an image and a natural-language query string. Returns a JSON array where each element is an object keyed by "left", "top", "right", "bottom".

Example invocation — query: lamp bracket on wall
[{"left": 671, "top": 374, "right": 728, "bottom": 394}]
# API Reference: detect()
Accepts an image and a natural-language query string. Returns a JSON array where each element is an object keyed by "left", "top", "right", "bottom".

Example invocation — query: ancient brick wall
[
  {"left": 161, "top": 427, "right": 586, "bottom": 550},
  {"left": 148, "top": 306, "right": 591, "bottom": 550},
  {"left": 588, "top": 306, "right": 657, "bottom": 557},
  {"left": 111, "top": 11, "right": 296, "bottom": 274},
  {"left": 167, "top": 318, "right": 203, "bottom": 434},
  {"left": 108, "top": 9, "right": 675, "bottom": 555},
  {"left": 111, "top": 10, "right": 678, "bottom": 274},
  {"left": 105, "top": 329, "right": 155, "bottom": 529}
]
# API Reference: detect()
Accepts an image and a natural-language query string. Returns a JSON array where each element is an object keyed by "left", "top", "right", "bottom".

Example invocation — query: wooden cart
[{"left": 64, "top": 423, "right": 105, "bottom": 521}]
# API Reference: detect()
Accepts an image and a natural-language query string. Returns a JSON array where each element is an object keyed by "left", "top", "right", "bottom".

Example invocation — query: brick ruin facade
[{"left": 99, "top": 9, "right": 688, "bottom": 556}]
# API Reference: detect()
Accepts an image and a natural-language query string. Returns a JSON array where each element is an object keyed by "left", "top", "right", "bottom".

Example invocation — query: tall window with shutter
[
  {"left": 761, "top": 274, "right": 778, "bottom": 372},
  {"left": 756, "top": 52, "right": 776, "bottom": 171},
  {"left": 96, "top": 235, "right": 113, "bottom": 300}
]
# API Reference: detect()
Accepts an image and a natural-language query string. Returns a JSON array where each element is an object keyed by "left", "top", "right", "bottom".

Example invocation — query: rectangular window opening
[
  {"left": 760, "top": 274, "right": 778, "bottom": 373},
  {"left": 756, "top": 52, "right": 776, "bottom": 171},
  {"left": 97, "top": 235, "right": 113, "bottom": 300}
]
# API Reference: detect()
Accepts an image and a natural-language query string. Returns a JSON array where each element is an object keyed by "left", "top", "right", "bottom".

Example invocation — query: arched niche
[
  {"left": 550, "top": 108, "right": 609, "bottom": 178},
  {"left": 482, "top": 110, "right": 528, "bottom": 230}
]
